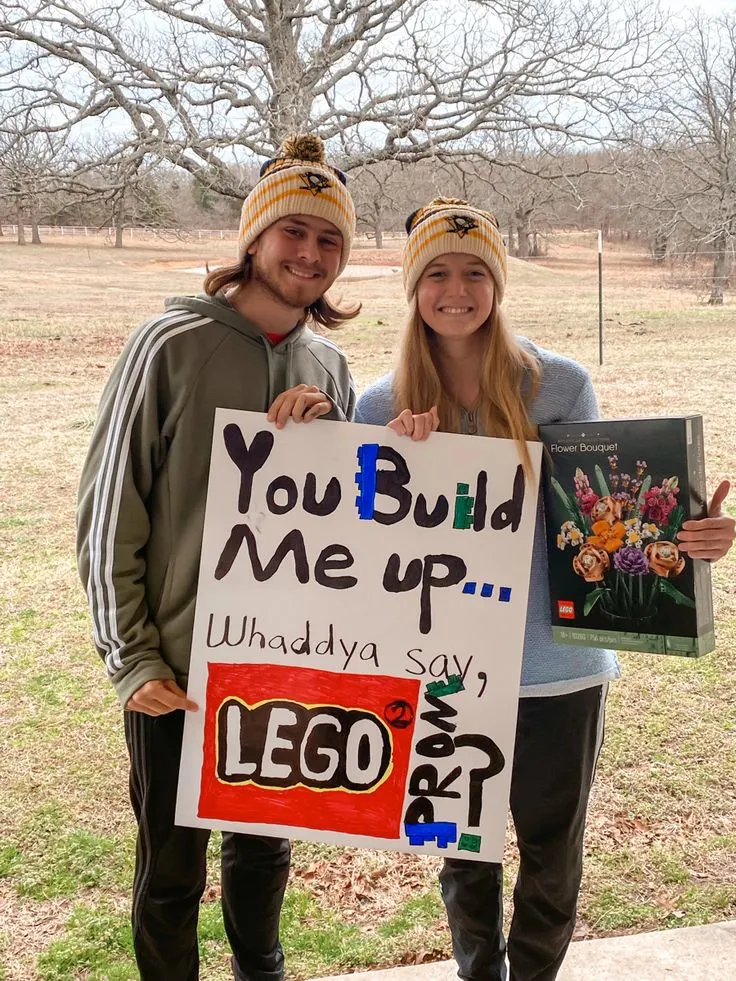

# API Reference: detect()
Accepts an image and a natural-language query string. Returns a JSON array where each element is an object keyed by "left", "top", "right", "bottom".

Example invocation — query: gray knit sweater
[{"left": 355, "top": 337, "right": 620, "bottom": 696}]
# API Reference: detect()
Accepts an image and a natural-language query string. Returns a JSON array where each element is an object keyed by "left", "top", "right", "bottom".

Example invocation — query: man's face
[{"left": 247, "top": 214, "right": 344, "bottom": 310}]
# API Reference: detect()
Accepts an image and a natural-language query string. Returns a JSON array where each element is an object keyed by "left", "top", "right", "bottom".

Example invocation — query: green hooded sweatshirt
[{"left": 77, "top": 293, "right": 355, "bottom": 707}]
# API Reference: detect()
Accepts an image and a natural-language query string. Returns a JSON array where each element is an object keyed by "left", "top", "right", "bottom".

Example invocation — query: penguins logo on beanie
[
  {"left": 446, "top": 214, "right": 479, "bottom": 238},
  {"left": 300, "top": 171, "right": 333, "bottom": 195}
]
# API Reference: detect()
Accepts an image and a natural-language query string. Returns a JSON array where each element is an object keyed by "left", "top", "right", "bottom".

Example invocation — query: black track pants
[
  {"left": 440, "top": 684, "right": 607, "bottom": 981},
  {"left": 124, "top": 709, "right": 291, "bottom": 981}
]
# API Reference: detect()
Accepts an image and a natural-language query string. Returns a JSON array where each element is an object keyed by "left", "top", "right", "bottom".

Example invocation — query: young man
[{"left": 76, "top": 135, "right": 358, "bottom": 981}]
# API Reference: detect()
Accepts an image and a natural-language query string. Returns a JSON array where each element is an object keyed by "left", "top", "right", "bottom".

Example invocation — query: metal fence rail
[{"left": 0, "top": 225, "right": 240, "bottom": 240}]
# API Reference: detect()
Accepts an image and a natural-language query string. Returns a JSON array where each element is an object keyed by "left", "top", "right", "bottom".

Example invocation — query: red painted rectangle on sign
[{"left": 198, "top": 663, "right": 420, "bottom": 839}]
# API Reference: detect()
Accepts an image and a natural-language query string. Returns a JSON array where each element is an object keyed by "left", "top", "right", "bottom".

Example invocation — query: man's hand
[
  {"left": 677, "top": 479, "right": 735, "bottom": 561},
  {"left": 267, "top": 384, "right": 332, "bottom": 429},
  {"left": 388, "top": 406, "right": 440, "bottom": 441},
  {"left": 126, "top": 678, "right": 199, "bottom": 716}
]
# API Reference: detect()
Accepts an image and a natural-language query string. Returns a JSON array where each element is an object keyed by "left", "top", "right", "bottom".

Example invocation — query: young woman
[{"left": 355, "top": 198, "right": 735, "bottom": 981}]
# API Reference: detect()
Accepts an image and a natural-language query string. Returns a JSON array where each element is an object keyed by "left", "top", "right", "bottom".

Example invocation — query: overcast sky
[{"left": 663, "top": 0, "right": 733, "bottom": 10}]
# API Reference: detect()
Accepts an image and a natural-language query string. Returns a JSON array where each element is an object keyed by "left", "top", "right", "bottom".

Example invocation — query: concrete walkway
[{"left": 311, "top": 920, "right": 736, "bottom": 981}]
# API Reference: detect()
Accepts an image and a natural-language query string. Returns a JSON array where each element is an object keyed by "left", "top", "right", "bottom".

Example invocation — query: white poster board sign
[{"left": 177, "top": 410, "right": 541, "bottom": 862}]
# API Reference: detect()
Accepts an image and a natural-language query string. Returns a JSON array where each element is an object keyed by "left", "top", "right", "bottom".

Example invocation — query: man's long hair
[
  {"left": 203, "top": 256, "right": 361, "bottom": 330},
  {"left": 394, "top": 294, "right": 540, "bottom": 478}
]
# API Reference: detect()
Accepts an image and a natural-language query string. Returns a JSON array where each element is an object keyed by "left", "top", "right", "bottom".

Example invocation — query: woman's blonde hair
[
  {"left": 394, "top": 291, "right": 540, "bottom": 478},
  {"left": 203, "top": 256, "right": 361, "bottom": 330}
]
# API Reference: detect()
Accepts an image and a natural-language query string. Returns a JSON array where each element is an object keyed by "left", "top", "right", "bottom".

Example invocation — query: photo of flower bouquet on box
[{"left": 550, "top": 456, "right": 694, "bottom": 626}]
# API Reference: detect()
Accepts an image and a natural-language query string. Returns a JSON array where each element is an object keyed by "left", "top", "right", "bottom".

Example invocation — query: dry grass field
[{"left": 0, "top": 234, "right": 734, "bottom": 980}]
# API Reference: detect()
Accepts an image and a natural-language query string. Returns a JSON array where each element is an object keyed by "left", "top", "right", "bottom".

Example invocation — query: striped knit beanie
[
  {"left": 403, "top": 197, "right": 507, "bottom": 302},
  {"left": 238, "top": 135, "right": 356, "bottom": 275}
]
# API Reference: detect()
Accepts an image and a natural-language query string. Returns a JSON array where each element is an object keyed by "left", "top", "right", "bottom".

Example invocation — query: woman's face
[{"left": 416, "top": 253, "right": 495, "bottom": 340}]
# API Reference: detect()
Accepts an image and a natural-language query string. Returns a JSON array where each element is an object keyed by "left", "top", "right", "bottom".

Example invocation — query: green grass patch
[
  {"left": 0, "top": 843, "right": 22, "bottom": 878},
  {"left": 5, "top": 803, "right": 133, "bottom": 900},
  {"left": 0, "top": 516, "right": 28, "bottom": 528},
  {"left": 7, "top": 608, "right": 40, "bottom": 643},
  {"left": 378, "top": 891, "right": 445, "bottom": 938},
  {"left": 650, "top": 849, "right": 690, "bottom": 886},
  {"left": 280, "top": 889, "right": 384, "bottom": 978},
  {"left": 21, "top": 669, "right": 89, "bottom": 707},
  {"left": 37, "top": 889, "right": 395, "bottom": 981},
  {"left": 14, "top": 829, "right": 127, "bottom": 899},
  {"left": 37, "top": 904, "right": 137, "bottom": 981},
  {"left": 587, "top": 885, "right": 662, "bottom": 931},
  {"left": 672, "top": 884, "right": 736, "bottom": 926}
]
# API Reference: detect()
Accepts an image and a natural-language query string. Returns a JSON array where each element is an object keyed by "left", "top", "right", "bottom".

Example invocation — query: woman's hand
[
  {"left": 677, "top": 480, "right": 735, "bottom": 561},
  {"left": 267, "top": 384, "right": 332, "bottom": 429},
  {"left": 387, "top": 406, "right": 440, "bottom": 441}
]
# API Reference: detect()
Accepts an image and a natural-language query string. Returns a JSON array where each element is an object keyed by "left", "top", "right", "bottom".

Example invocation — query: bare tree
[
  {"left": 1, "top": 0, "right": 666, "bottom": 198},
  {"left": 431, "top": 143, "right": 591, "bottom": 257},
  {"left": 628, "top": 12, "right": 736, "bottom": 303},
  {"left": 0, "top": 108, "right": 67, "bottom": 244},
  {"left": 351, "top": 162, "right": 409, "bottom": 247}
]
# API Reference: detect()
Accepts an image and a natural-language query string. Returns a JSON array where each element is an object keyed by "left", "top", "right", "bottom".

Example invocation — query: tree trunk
[
  {"left": 264, "top": 1, "right": 313, "bottom": 145},
  {"left": 114, "top": 195, "right": 125, "bottom": 249},
  {"left": 374, "top": 223, "right": 383, "bottom": 249},
  {"left": 652, "top": 230, "right": 667, "bottom": 263},
  {"left": 515, "top": 207, "right": 532, "bottom": 258},
  {"left": 16, "top": 201, "right": 26, "bottom": 245},
  {"left": 516, "top": 223, "right": 530, "bottom": 258},
  {"left": 708, "top": 233, "right": 730, "bottom": 305},
  {"left": 30, "top": 203, "right": 42, "bottom": 244}
]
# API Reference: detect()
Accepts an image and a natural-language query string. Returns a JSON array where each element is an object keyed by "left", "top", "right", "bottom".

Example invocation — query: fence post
[{"left": 598, "top": 230, "right": 604, "bottom": 366}]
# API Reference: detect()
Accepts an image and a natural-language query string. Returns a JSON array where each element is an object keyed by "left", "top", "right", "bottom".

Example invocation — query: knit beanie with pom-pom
[{"left": 237, "top": 134, "right": 356, "bottom": 274}]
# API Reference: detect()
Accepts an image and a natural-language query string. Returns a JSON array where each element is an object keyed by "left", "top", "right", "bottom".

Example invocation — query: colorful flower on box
[
  {"left": 590, "top": 496, "right": 623, "bottom": 525},
  {"left": 613, "top": 545, "right": 650, "bottom": 575},
  {"left": 573, "top": 544, "right": 611, "bottom": 582},
  {"left": 645, "top": 541, "right": 685, "bottom": 578},
  {"left": 643, "top": 482, "right": 679, "bottom": 525},
  {"left": 587, "top": 520, "right": 626, "bottom": 553},
  {"left": 642, "top": 522, "right": 660, "bottom": 540},
  {"left": 574, "top": 468, "right": 599, "bottom": 515},
  {"left": 613, "top": 490, "right": 638, "bottom": 517},
  {"left": 557, "top": 520, "right": 585, "bottom": 549},
  {"left": 578, "top": 491, "right": 599, "bottom": 515},
  {"left": 553, "top": 454, "right": 689, "bottom": 622}
]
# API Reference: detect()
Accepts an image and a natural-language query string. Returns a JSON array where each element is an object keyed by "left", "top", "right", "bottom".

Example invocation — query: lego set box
[{"left": 539, "top": 416, "right": 714, "bottom": 657}]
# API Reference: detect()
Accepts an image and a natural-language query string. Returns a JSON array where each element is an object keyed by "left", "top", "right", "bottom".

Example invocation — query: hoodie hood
[
  {"left": 163, "top": 292, "right": 317, "bottom": 400},
  {"left": 164, "top": 292, "right": 309, "bottom": 350}
]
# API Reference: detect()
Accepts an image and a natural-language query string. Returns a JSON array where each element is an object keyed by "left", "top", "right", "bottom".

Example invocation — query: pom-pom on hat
[
  {"left": 402, "top": 197, "right": 507, "bottom": 301},
  {"left": 237, "top": 134, "right": 356, "bottom": 274}
]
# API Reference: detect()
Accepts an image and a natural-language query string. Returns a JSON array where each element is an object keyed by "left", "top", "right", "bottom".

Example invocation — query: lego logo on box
[
  {"left": 199, "top": 662, "right": 419, "bottom": 838},
  {"left": 558, "top": 600, "right": 576, "bottom": 619}
]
